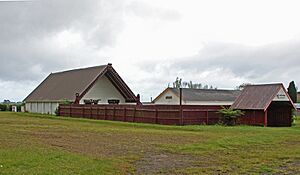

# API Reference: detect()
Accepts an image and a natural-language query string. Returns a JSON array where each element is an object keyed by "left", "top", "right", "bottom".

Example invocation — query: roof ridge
[
  {"left": 246, "top": 83, "right": 283, "bottom": 87},
  {"left": 170, "top": 88, "right": 239, "bottom": 91},
  {"left": 24, "top": 64, "right": 109, "bottom": 102},
  {"left": 52, "top": 65, "right": 108, "bottom": 75}
]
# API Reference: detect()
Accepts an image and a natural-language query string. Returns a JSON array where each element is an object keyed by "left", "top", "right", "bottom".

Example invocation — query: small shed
[{"left": 231, "top": 83, "right": 296, "bottom": 127}]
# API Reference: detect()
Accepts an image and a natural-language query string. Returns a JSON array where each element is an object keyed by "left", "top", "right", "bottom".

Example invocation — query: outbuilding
[
  {"left": 24, "top": 63, "right": 138, "bottom": 114},
  {"left": 231, "top": 83, "right": 296, "bottom": 127},
  {"left": 153, "top": 88, "right": 241, "bottom": 105}
]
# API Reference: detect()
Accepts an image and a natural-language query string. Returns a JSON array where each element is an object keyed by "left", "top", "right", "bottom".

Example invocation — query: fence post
[
  {"left": 206, "top": 110, "right": 209, "bottom": 125},
  {"left": 179, "top": 88, "right": 183, "bottom": 125},
  {"left": 57, "top": 105, "right": 60, "bottom": 116},
  {"left": 155, "top": 108, "right": 158, "bottom": 124},
  {"left": 70, "top": 105, "right": 72, "bottom": 117},
  {"left": 82, "top": 105, "right": 84, "bottom": 118},
  {"left": 97, "top": 106, "right": 99, "bottom": 119},
  {"left": 123, "top": 107, "right": 126, "bottom": 122},
  {"left": 133, "top": 107, "right": 136, "bottom": 122},
  {"left": 113, "top": 106, "right": 116, "bottom": 121},
  {"left": 178, "top": 107, "right": 184, "bottom": 125},
  {"left": 104, "top": 107, "right": 106, "bottom": 120},
  {"left": 90, "top": 105, "right": 92, "bottom": 119}
]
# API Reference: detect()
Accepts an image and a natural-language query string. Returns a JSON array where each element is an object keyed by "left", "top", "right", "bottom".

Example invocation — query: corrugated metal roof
[
  {"left": 231, "top": 83, "right": 289, "bottom": 110},
  {"left": 169, "top": 88, "right": 241, "bottom": 102},
  {"left": 24, "top": 64, "right": 137, "bottom": 102}
]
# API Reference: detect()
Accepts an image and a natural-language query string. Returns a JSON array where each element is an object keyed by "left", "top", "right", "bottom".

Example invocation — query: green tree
[
  {"left": 287, "top": 81, "right": 297, "bottom": 103},
  {"left": 236, "top": 83, "right": 252, "bottom": 90},
  {"left": 170, "top": 77, "right": 215, "bottom": 89},
  {"left": 188, "top": 81, "right": 193, "bottom": 88},
  {"left": 0, "top": 104, "right": 7, "bottom": 111},
  {"left": 173, "top": 77, "right": 182, "bottom": 89}
]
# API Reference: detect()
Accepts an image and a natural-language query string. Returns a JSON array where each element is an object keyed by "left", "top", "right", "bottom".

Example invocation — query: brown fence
[{"left": 58, "top": 104, "right": 226, "bottom": 125}]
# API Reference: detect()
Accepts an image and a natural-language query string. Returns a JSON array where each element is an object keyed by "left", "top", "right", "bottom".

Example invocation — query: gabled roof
[
  {"left": 231, "top": 83, "right": 296, "bottom": 111},
  {"left": 153, "top": 88, "right": 241, "bottom": 102},
  {"left": 24, "top": 64, "right": 137, "bottom": 103}
]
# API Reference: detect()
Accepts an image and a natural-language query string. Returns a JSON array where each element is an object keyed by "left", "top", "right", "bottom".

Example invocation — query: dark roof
[
  {"left": 231, "top": 83, "right": 295, "bottom": 110},
  {"left": 155, "top": 88, "right": 241, "bottom": 102},
  {"left": 24, "top": 64, "right": 137, "bottom": 102}
]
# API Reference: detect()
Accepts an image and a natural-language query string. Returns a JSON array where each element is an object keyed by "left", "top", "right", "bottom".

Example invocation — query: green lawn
[{"left": 0, "top": 112, "right": 299, "bottom": 175}]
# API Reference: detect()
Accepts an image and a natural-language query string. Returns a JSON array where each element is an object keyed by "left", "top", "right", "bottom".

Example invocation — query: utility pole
[{"left": 180, "top": 88, "right": 183, "bottom": 125}]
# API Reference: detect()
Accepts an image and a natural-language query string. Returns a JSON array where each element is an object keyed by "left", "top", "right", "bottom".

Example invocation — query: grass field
[{"left": 0, "top": 112, "right": 299, "bottom": 175}]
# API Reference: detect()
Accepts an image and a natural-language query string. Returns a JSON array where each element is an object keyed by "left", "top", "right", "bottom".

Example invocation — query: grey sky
[{"left": 0, "top": 0, "right": 300, "bottom": 102}]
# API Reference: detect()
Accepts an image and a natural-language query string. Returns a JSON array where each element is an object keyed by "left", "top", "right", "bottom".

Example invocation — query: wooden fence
[{"left": 58, "top": 104, "right": 226, "bottom": 125}]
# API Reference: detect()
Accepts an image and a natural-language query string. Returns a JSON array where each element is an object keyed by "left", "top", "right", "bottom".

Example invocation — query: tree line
[{"left": 170, "top": 77, "right": 217, "bottom": 89}]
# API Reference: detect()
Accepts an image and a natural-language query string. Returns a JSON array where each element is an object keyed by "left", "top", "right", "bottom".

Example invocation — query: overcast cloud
[
  {"left": 1, "top": 0, "right": 300, "bottom": 102},
  {"left": 135, "top": 40, "right": 300, "bottom": 101}
]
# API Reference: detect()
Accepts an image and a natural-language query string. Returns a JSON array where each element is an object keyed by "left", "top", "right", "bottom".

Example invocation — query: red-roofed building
[{"left": 231, "top": 83, "right": 296, "bottom": 127}]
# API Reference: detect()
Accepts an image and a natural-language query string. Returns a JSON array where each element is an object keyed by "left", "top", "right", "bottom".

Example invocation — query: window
[
  {"left": 83, "top": 99, "right": 101, "bottom": 105},
  {"left": 108, "top": 99, "right": 120, "bottom": 104},
  {"left": 165, "top": 96, "right": 172, "bottom": 99}
]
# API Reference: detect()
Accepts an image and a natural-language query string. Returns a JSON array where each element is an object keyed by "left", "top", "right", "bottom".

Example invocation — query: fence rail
[{"left": 58, "top": 104, "right": 225, "bottom": 125}]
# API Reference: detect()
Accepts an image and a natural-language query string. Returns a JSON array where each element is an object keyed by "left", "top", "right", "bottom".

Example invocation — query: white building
[
  {"left": 152, "top": 88, "right": 241, "bottom": 105},
  {"left": 24, "top": 63, "right": 138, "bottom": 114}
]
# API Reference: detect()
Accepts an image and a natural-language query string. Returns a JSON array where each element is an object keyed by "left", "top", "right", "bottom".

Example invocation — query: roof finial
[{"left": 108, "top": 63, "right": 112, "bottom": 66}]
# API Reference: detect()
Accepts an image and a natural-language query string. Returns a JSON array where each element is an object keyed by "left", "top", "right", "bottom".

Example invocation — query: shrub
[
  {"left": 0, "top": 103, "right": 24, "bottom": 112},
  {"left": 60, "top": 99, "right": 72, "bottom": 105},
  {"left": 17, "top": 105, "right": 22, "bottom": 112},
  {"left": 55, "top": 108, "right": 59, "bottom": 116},
  {"left": 0, "top": 104, "right": 7, "bottom": 111},
  {"left": 291, "top": 115, "right": 297, "bottom": 126},
  {"left": 219, "top": 106, "right": 244, "bottom": 126},
  {"left": 8, "top": 105, "right": 12, "bottom": 111}
]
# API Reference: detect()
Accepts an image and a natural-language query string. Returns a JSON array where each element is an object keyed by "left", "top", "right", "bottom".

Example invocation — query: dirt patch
[
  {"left": 284, "top": 140, "right": 300, "bottom": 146},
  {"left": 276, "top": 158, "right": 300, "bottom": 175},
  {"left": 22, "top": 128, "right": 206, "bottom": 159},
  {"left": 24, "top": 129, "right": 208, "bottom": 174},
  {"left": 135, "top": 152, "right": 200, "bottom": 175}
]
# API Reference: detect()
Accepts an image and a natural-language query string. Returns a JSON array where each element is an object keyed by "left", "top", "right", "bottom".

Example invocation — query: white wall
[
  {"left": 25, "top": 102, "right": 59, "bottom": 115},
  {"left": 273, "top": 87, "right": 289, "bottom": 101},
  {"left": 37, "top": 103, "right": 43, "bottom": 113},
  {"left": 154, "top": 89, "right": 234, "bottom": 105},
  {"left": 80, "top": 75, "right": 127, "bottom": 104},
  {"left": 25, "top": 103, "right": 31, "bottom": 112},
  {"left": 31, "top": 102, "right": 37, "bottom": 112},
  {"left": 185, "top": 101, "right": 234, "bottom": 105},
  {"left": 154, "top": 90, "right": 182, "bottom": 105},
  {"left": 44, "top": 103, "right": 51, "bottom": 114}
]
